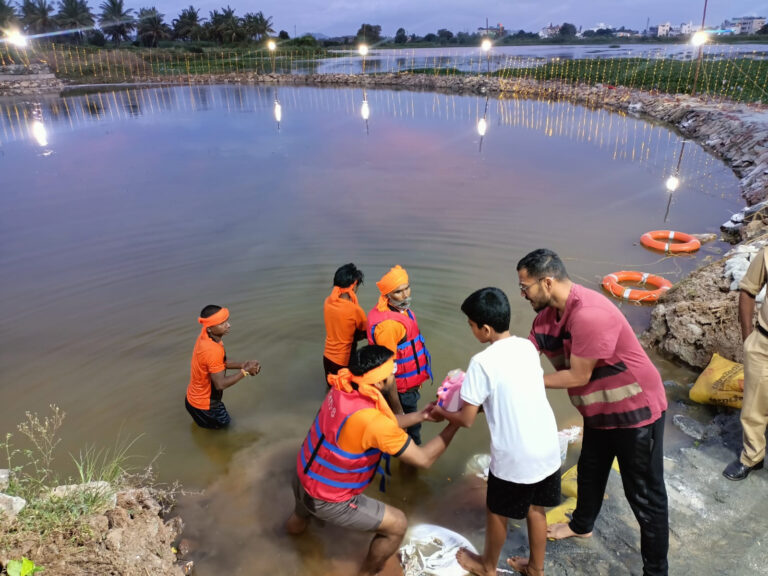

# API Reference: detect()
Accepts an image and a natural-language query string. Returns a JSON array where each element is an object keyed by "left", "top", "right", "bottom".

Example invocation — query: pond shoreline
[{"left": 4, "top": 68, "right": 767, "bottom": 574}]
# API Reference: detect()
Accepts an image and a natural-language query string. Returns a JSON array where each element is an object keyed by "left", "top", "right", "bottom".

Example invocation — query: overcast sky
[{"left": 153, "top": 0, "right": 768, "bottom": 37}]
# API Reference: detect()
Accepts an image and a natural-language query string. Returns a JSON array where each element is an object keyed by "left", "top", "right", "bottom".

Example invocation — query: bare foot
[
  {"left": 456, "top": 547, "right": 495, "bottom": 576},
  {"left": 506, "top": 556, "right": 544, "bottom": 575},
  {"left": 546, "top": 523, "right": 592, "bottom": 540},
  {"left": 284, "top": 513, "right": 308, "bottom": 535}
]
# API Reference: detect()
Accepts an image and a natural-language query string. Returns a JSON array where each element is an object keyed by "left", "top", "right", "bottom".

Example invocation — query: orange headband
[
  {"left": 351, "top": 357, "right": 396, "bottom": 386},
  {"left": 198, "top": 307, "right": 229, "bottom": 328},
  {"left": 376, "top": 265, "right": 409, "bottom": 296}
]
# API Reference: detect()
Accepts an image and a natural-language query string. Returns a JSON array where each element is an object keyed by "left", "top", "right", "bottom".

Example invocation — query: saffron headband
[
  {"left": 198, "top": 307, "right": 230, "bottom": 328},
  {"left": 351, "top": 357, "right": 396, "bottom": 386}
]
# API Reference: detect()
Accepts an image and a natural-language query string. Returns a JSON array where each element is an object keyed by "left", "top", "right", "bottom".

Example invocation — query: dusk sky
[{"left": 154, "top": 0, "right": 768, "bottom": 37}]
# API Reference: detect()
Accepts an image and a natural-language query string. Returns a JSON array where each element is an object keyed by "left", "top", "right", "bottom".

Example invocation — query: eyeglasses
[{"left": 519, "top": 277, "right": 548, "bottom": 294}]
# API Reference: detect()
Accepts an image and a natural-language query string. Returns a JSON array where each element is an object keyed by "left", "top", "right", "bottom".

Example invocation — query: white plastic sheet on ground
[
  {"left": 400, "top": 523, "right": 477, "bottom": 576},
  {"left": 464, "top": 426, "right": 582, "bottom": 483},
  {"left": 724, "top": 243, "right": 768, "bottom": 301}
]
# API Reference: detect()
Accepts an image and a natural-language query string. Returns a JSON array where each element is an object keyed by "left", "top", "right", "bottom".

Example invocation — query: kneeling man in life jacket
[
  {"left": 286, "top": 345, "right": 460, "bottom": 576},
  {"left": 368, "top": 265, "right": 433, "bottom": 445}
]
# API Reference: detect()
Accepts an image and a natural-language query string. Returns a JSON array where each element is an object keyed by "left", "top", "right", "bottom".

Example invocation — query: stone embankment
[
  {"left": 0, "top": 64, "right": 65, "bottom": 96},
  {"left": 4, "top": 66, "right": 768, "bottom": 366}
]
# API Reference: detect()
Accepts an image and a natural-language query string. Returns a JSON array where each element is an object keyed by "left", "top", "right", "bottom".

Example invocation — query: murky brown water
[{"left": 0, "top": 85, "right": 741, "bottom": 574}]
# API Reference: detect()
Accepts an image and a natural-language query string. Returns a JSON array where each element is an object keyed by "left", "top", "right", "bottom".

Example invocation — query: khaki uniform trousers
[{"left": 740, "top": 329, "right": 768, "bottom": 466}]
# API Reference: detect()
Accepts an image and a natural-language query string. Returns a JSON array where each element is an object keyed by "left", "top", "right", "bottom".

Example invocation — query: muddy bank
[{"left": 1, "top": 487, "right": 186, "bottom": 576}]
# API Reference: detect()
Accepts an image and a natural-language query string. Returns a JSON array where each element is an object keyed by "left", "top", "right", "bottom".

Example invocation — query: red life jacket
[
  {"left": 367, "top": 307, "right": 432, "bottom": 393},
  {"left": 296, "top": 388, "right": 390, "bottom": 502}
]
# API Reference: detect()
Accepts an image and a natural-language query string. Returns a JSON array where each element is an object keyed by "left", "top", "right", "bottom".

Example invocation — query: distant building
[
  {"left": 477, "top": 23, "right": 505, "bottom": 38},
  {"left": 539, "top": 23, "right": 561, "bottom": 38},
  {"left": 679, "top": 22, "right": 694, "bottom": 35},
  {"left": 727, "top": 16, "right": 766, "bottom": 34},
  {"left": 656, "top": 22, "right": 672, "bottom": 37}
]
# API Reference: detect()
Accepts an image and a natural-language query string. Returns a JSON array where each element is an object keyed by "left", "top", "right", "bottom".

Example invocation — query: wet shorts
[
  {"left": 487, "top": 468, "right": 562, "bottom": 520},
  {"left": 185, "top": 397, "right": 231, "bottom": 429},
  {"left": 292, "top": 474, "right": 385, "bottom": 532}
]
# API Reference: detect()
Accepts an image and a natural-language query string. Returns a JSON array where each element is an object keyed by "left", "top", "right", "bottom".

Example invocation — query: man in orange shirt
[
  {"left": 185, "top": 305, "right": 261, "bottom": 429},
  {"left": 286, "top": 345, "right": 459, "bottom": 576},
  {"left": 323, "top": 263, "right": 367, "bottom": 378},
  {"left": 367, "top": 265, "right": 433, "bottom": 444}
]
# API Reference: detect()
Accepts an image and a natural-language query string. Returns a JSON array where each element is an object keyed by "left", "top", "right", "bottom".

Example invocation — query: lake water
[
  {"left": 0, "top": 84, "right": 742, "bottom": 574},
  {"left": 320, "top": 43, "right": 768, "bottom": 74}
]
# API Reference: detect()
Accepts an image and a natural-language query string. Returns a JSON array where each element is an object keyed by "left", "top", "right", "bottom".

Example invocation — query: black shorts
[
  {"left": 185, "top": 397, "right": 231, "bottom": 429},
  {"left": 487, "top": 468, "right": 561, "bottom": 519},
  {"left": 323, "top": 356, "right": 346, "bottom": 381}
]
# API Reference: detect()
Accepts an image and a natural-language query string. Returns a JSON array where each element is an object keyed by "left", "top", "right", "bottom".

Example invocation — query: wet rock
[
  {"left": 176, "top": 537, "right": 195, "bottom": 559},
  {"left": 672, "top": 414, "right": 709, "bottom": 440}
]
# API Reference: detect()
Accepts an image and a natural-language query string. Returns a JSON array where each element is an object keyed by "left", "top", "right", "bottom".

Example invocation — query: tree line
[{"left": 0, "top": 0, "right": 281, "bottom": 47}]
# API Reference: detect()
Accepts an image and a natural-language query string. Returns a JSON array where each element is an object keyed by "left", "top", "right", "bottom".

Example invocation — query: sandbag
[
  {"left": 546, "top": 496, "right": 577, "bottom": 525},
  {"left": 689, "top": 353, "right": 743, "bottom": 409},
  {"left": 561, "top": 464, "right": 578, "bottom": 498}
]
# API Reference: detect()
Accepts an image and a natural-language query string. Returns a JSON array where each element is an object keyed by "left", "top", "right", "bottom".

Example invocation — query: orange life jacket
[
  {"left": 367, "top": 307, "right": 432, "bottom": 393},
  {"left": 296, "top": 388, "right": 390, "bottom": 502}
]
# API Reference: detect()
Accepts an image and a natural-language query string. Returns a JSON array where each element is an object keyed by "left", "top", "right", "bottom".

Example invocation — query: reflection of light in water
[
  {"left": 665, "top": 175, "right": 680, "bottom": 192},
  {"left": 274, "top": 99, "right": 282, "bottom": 123},
  {"left": 31, "top": 120, "right": 48, "bottom": 147},
  {"left": 361, "top": 98, "right": 370, "bottom": 120},
  {"left": 7, "top": 29, "right": 27, "bottom": 47},
  {"left": 477, "top": 117, "right": 487, "bottom": 136}
]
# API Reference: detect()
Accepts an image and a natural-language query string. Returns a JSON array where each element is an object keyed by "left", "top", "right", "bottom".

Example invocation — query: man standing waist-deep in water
[
  {"left": 185, "top": 304, "right": 261, "bottom": 429},
  {"left": 367, "top": 265, "right": 433, "bottom": 445}
]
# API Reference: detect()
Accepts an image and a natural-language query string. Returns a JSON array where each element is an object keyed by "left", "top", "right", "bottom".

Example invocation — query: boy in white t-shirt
[{"left": 433, "top": 287, "right": 561, "bottom": 576}]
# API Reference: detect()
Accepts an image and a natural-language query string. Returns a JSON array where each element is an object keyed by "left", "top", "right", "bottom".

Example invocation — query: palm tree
[
  {"left": 0, "top": 0, "right": 19, "bottom": 29},
  {"left": 56, "top": 0, "right": 94, "bottom": 43},
  {"left": 242, "top": 11, "right": 273, "bottom": 43},
  {"left": 136, "top": 6, "right": 169, "bottom": 47},
  {"left": 98, "top": 0, "right": 134, "bottom": 45},
  {"left": 211, "top": 5, "right": 241, "bottom": 44},
  {"left": 21, "top": 0, "right": 57, "bottom": 34},
  {"left": 251, "top": 10, "right": 273, "bottom": 42},
  {"left": 172, "top": 5, "right": 202, "bottom": 41}
]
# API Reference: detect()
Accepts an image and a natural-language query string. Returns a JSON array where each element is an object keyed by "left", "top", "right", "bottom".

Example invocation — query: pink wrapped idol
[{"left": 437, "top": 369, "right": 465, "bottom": 412}]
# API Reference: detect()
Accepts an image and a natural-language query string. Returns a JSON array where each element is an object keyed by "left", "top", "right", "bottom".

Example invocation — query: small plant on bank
[
  {"left": 5, "top": 557, "right": 44, "bottom": 576},
  {"left": 0, "top": 405, "right": 148, "bottom": 549}
]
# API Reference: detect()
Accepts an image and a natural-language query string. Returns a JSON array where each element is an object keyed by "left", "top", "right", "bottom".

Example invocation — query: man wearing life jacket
[
  {"left": 323, "top": 263, "right": 367, "bottom": 379},
  {"left": 367, "top": 265, "right": 433, "bottom": 445},
  {"left": 185, "top": 305, "right": 261, "bottom": 429},
  {"left": 286, "top": 345, "right": 460, "bottom": 576}
]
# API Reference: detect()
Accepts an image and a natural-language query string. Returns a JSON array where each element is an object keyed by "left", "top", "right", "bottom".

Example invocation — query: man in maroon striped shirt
[{"left": 517, "top": 248, "right": 669, "bottom": 576}]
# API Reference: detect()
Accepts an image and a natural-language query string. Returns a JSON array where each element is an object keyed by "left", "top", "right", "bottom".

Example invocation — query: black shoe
[{"left": 723, "top": 459, "right": 764, "bottom": 481}]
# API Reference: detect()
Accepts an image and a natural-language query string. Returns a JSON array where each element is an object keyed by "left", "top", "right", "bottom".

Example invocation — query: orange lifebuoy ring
[
  {"left": 602, "top": 271, "right": 673, "bottom": 303},
  {"left": 640, "top": 230, "right": 700, "bottom": 253}
]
